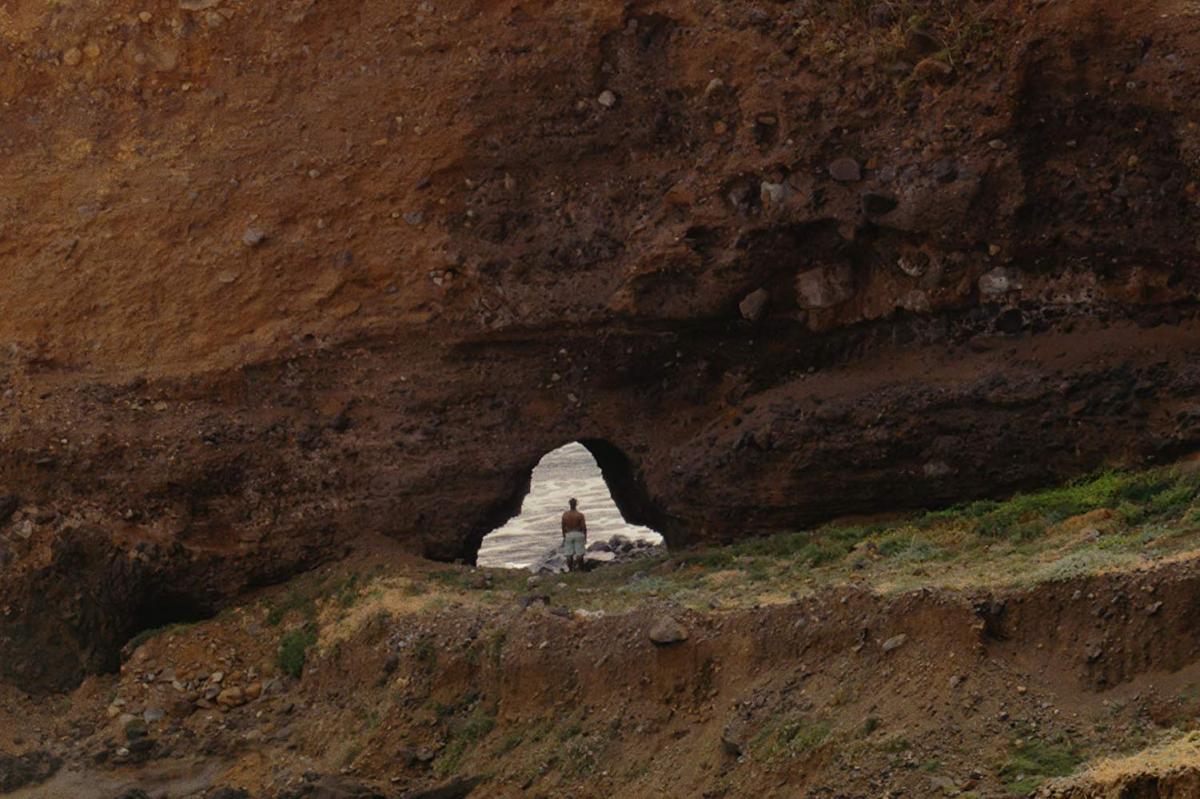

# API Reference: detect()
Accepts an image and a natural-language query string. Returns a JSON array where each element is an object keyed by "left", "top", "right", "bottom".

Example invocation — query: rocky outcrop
[{"left": 2, "top": 0, "right": 1200, "bottom": 691}]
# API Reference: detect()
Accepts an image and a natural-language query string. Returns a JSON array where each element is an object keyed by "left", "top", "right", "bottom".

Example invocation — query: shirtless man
[{"left": 561, "top": 498, "right": 587, "bottom": 572}]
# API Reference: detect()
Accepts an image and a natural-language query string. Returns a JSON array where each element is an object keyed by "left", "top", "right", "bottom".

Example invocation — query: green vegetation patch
[
  {"left": 752, "top": 714, "right": 832, "bottom": 761},
  {"left": 922, "top": 468, "right": 1200, "bottom": 541},
  {"left": 998, "top": 738, "right": 1083, "bottom": 796},
  {"left": 435, "top": 702, "right": 497, "bottom": 777},
  {"left": 278, "top": 625, "right": 318, "bottom": 679}
]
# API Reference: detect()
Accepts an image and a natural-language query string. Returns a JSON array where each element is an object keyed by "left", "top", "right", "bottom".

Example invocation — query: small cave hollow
[
  {"left": 474, "top": 441, "right": 664, "bottom": 569},
  {"left": 119, "top": 589, "right": 218, "bottom": 661}
]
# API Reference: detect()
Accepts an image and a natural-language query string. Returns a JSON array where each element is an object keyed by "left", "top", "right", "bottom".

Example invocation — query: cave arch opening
[{"left": 475, "top": 440, "right": 665, "bottom": 569}]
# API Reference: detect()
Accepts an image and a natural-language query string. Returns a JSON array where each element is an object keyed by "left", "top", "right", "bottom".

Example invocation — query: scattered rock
[
  {"left": 124, "top": 718, "right": 149, "bottom": 741},
  {"left": 978, "top": 267, "right": 1019, "bottom": 298},
  {"left": 648, "top": 616, "right": 689, "bottom": 646},
  {"left": 517, "top": 594, "right": 550, "bottom": 610},
  {"left": 828, "top": 157, "right": 862, "bottom": 182},
  {"left": 242, "top": 227, "right": 266, "bottom": 248},
  {"left": 62, "top": 48, "right": 83, "bottom": 67},
  {"left": 210, "top": 789, "right": 250, "bottom": 799},
  {"left": 217, "top": 686, "right": 246, "bottom": 708},
  {"left": 0, "top": 751, "right": 61, "bottom": 793},
  {"left": 795, "top": 264, "right": 855, "bottom": 309},
  {"left": 739, "top": 288, "right": 770, "bottom": 322},
  {"left": 597, "top": 90, "right": 617, "bottom": 108},
  {"left": 881, "top": 634, "right": 907, "bottom": 652},
  {"left": 721, "top": 726, "right": 745, "bottom": 757},
  {"left": 932, "top": 159, "right": 958, "bottom": 183},
  {"left": 1146, "top": 601, "right": 1164, "bottom": 616},
  {"left": 759, "top": 180, "right": 788, "bottom": 208},
  {"left": 913, "top": 57, "right": 954, "bottom": 84}
]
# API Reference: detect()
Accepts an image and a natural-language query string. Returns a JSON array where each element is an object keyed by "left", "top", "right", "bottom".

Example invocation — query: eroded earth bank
[{"left": 3, "top": 0, "right": 1200, "bottom": 794}]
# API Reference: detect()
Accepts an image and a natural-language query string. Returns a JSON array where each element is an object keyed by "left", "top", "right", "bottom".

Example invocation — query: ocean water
[{"left": 477, "top": 442, "right": 664, "bottom": 569}]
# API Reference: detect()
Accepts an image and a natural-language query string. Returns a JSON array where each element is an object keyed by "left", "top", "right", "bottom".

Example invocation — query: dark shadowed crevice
[
  {"left": 459, "top": 464, "right": 536, "bottom": 565},
  {"left": 578, "top": 438, "right": 672, "bottom": 538},
  {"left": 122, "top": 589, "right": 217, "bottom": 654}
]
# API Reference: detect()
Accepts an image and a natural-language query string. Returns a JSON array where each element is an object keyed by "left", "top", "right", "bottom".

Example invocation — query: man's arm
[{"left": 562, "top": 515, "right": 567, "bottom": 541}]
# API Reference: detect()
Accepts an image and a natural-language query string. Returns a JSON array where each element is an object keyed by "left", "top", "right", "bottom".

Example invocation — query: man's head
[{"left": 569, "top": 498, "right": 578, "bottom": 510}]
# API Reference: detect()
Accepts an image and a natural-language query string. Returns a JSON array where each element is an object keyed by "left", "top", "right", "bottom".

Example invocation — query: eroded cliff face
[{"left": 2, "top": 0, "right": 1200, "bottom": 691}]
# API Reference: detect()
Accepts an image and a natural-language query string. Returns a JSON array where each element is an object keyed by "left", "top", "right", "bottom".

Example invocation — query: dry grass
[{"left": 1040, "top": 732, "right": 1200, "bottom": 794}]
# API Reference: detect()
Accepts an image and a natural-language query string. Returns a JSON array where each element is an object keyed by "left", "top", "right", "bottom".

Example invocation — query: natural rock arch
[{"left": 460, "top": 438, "right": 670, "bottom": 565}]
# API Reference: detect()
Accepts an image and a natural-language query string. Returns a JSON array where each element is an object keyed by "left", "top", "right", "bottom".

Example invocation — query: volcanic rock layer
[{"left": 2, "top": 0, "right": 1200, "bottom": 691}]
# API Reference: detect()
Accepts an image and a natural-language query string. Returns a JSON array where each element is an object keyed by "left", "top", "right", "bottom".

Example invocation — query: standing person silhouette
[{"left": 561, "top": 498, "right": 588, "bottom": 572}]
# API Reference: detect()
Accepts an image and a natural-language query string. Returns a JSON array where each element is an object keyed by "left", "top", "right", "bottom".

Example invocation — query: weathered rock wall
[{"left": 2, "top": 0, "right": 1200, "bottom": 690}]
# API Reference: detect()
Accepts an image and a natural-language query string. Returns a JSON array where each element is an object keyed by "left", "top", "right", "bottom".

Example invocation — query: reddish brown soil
[{"left": 4, "top": 551, "right": 1200, "bottom": 798}]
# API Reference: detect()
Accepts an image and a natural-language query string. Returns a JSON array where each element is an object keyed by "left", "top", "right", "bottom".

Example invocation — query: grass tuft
[{"left": 278, "top": 625, "right": 318, "bottom": 679}]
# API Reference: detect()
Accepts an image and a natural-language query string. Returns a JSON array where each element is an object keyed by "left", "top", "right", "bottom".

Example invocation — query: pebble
[
  {"left": 242, "top": 228, "right": 266, "bottom": 248},
  {"left": 63, "top": 48, "right": 83, "bottom": 67},
  {"left": 739, "top": 288, "right": 770, "bottom": 322},
  {"left": 138, "top": 11, "right": 153, "bottom": 22},
  {"left": 648, "top": 616, "right": 689, "bottom": 646},
  {"left": 597, "top": 90, "right": 617, "bottom": 108},
  {"left": 124, "top": 719, "right": 149, "bottom": 741},
  {"left": 828, "top": 157, "right": 862, "bottom": 182},
  {"left": 217, "top": 687, "right": 246, "bottom": 708},
  {"left": 881, "top": 634, "right": 907, "bottom": 652},
  {"left": 932, "top": 158, "right": 958, "bottom": 183},
  {"left": 978, "top": 266, "right": 1018, "bottom": 297},
  {"left": 759, "top": 181, "right": 787, "bottom": 207}
]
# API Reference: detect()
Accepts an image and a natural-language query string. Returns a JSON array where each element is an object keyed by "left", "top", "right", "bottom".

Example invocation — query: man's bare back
[{"left": 561, "top": 509, "right": 587, "bottom": 533}]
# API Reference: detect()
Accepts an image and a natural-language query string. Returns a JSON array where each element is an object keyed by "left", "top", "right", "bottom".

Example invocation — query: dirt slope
[{"left": 5, "top": 547, "right": 1200, "bottom": 799}]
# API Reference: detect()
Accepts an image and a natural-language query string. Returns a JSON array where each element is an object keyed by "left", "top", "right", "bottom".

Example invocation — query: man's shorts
[{"left": 564, "top": 531, "right": 586, "bottom": 557}]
